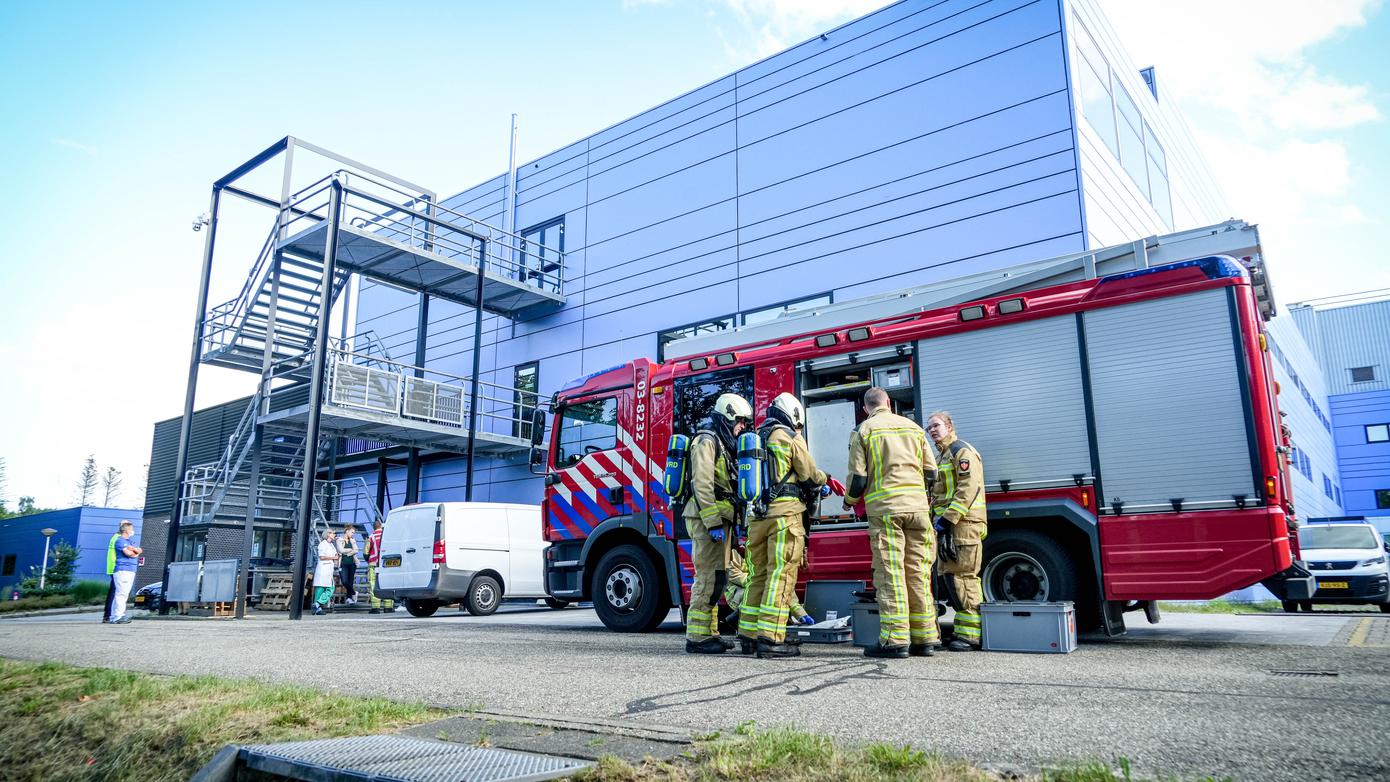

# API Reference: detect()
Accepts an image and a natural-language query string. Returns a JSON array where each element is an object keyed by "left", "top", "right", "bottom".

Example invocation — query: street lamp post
[{"left": 38, "top": 528, "right": 57, "bottom": 590}]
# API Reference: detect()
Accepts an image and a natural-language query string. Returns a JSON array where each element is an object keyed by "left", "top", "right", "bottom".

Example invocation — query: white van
[
  {"left": 1287, "top": 519, "right": 1390, "bottom": 613},
  {"left": 374, "top": 502, "right": 564, "bottom": 617}
]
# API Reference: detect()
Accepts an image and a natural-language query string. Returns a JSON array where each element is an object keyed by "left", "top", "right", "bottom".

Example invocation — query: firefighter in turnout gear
[
  {"left": 684, "top": 392, "right": 753, "bottom": 654},
  {"left": 927, "top": 410, "right": 987, "bottom": 651},
  {"left": 738, "top": 392, "right": 837, "bottom": 659},
  {"left": 843, "top": 387, "right": 940, "bottom": 658}
]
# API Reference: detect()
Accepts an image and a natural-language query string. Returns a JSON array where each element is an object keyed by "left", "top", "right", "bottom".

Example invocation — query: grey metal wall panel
[
  {"left": 1083, "top": 288, "right": 1256, "bottom": 512},
  {"left": 915, "top": 314, "right": 1090, "bottom": 488}
]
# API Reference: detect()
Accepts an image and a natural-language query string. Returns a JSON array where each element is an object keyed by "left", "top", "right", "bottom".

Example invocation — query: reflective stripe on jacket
[
  {"left": 931, "top": 435, "right": 987, "bottom": 543},
  {"left": 844, "top": 408, "right": 936, "bottom": 517}
]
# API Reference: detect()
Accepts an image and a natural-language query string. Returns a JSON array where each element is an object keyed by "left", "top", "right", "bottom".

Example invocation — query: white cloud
[
  {"left": 721, "top": 0, "right": 897, "bottom": 58},
  {"left": 52, "top": 138, "right": 97, "bottom": 156},
  {"left": 1100, "top": 0, "right": 1385, "bottom": 302}
]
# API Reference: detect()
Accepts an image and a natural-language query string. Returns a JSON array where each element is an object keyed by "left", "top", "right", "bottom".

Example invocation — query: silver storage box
[
  {"left": 980, "top": 601, "right": 1077, "bottom": 653},
  {"left": 851, "top": 602, "right": 881, "bottom": 647}
]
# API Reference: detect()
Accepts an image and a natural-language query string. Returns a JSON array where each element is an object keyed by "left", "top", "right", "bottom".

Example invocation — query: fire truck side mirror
[{"left": 530, "top": 409, "right": 547, "bottom": 446}]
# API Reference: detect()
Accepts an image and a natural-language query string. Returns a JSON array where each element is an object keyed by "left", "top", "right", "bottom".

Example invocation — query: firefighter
[
  {"left": 684, "top": 392, "right": 753, "bottom": 654},
  {"left": 927, "top": 410, "right": 987, "bottom": 651},
  {"left": 722, "top": 547, "right": 814, "bottom": 637},
  {"left": 843, "top": 387, "right": 939, "bottom": 658},
  {"left": 739, "top": 393, "right": 841, "bottom": 659}
]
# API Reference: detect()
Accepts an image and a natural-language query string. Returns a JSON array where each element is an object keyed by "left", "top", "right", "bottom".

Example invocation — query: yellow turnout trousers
[
  {"left": 738, "top": 514, "right": 805, "bottom": 644},
  {"left": 868, "top": 512, "right": 939, "bottom": 647}
]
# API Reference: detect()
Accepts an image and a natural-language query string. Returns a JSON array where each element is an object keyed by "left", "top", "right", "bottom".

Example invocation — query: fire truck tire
[
  {"left": 981, "top": 529, "right": 1079, "bottom": 605},
  {"left": 404, "top": 598, "right": 440, "bottom": 618},
  {"left": 465, "top": 575, "right": 501, "bottom": 616},
  {"left": 592, "top": 544, "right": 667, "bottom": 633}
]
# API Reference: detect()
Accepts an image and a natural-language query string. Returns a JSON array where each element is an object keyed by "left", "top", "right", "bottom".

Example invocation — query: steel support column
[
  {"left": 405, "top": 292, "right": 430, "bottom": 505},
  {"left": 161, "top": 185, "right": 221, "bottom": 615},
  {"left": 236, "top": 425, "right": 263, "bottom": 619},
  {"left": 289, "top": 179, "right": 343, "bottom": 620},
  {"left": 464, "top": 240, "right": 487, "bottom": 501}
]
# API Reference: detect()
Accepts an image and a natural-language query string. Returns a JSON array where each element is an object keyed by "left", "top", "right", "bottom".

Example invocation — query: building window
[
  {"left": 1368, "top": 424, "right": 1390, "bottom": 443},
  {"left": 519, "top": 217, "right": 564, "bottom": 291},
  {"left": 1322, "top": 474, "right": 1334, "bottom": 500},
  {"left": 1115, "top": 86, "right": 1149, "bottom": 198},
  {"left": 177, "top": 531, "right": 207, "bottom": 562},
  {"left": 1351, "top": 366, "right": 1376, "bottom": 383},
  {"left": 658, "top": 316, "right": 736, "bottom": 361},
  {"left": 1378, "top": 489, "right": 1390, "bottom": 510},
  {"left": 1301, "top": 451, "right": 1311, "bottom": 480},
  {"left": 252, "top": 530, "right": 292, "bottom": 561},
  {"left": 1144, "top": 122, "right": 1173, "bottom": 229},
  {"left": 1074, "top": 22, "right": 1118, "bottom": 158},
  {"left": 742, "top": 294, "right": 832, "bottom": 327},
  {"left": 513, "top": 361, "right": 539, "bottom": 440},
  {"left": 1335, "top": 485, "right": 1343, "bottom": 506},
  {"left": 1, "top": 554, "right": 14, "bottom": 577}
]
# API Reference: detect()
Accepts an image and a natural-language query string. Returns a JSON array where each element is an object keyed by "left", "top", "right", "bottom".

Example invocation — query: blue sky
[{"left": 0, "top": 0, "right": 1386, "bottom": 509}]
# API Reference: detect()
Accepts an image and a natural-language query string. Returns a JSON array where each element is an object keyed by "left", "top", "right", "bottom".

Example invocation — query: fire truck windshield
[{"left": 555, "top": 397, "right": 618, "bottom": 467}]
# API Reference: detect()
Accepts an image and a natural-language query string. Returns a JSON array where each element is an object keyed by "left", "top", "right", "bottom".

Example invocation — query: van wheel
[
  {"left": 982, "top": 530, "right": 1079, "bottom": 604},
  {"left": 465, "top": 576, "right": 501, "bottom": 616},
  {"left": 1282, "top": 600, "right": 1299, "bottom": 613},
  {"left": 593, "top": 544, "right": 667, "bottom": 633},
  {"left": 544, "top": 597, "right": 570, "bottom": 610},
  {"left": 404, "top": 599, "right": 439, "bottom": 618},
  {"left": 1380, "top": 603, "right": 1390, "bottom": 614}
]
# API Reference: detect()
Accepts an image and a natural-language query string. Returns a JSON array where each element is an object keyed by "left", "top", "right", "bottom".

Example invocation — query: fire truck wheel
[
  {"left": 593, "top": 544, "right": 667, "bottom": 633},
  {"left": 404, "top": 598, "right": 440, "bottom": 618},
  {"left": 981, "top": 529, "right": 1078, "bottom": 605},
  {"left": 465, "top": 575, "right": 501, "bottom": 616}
]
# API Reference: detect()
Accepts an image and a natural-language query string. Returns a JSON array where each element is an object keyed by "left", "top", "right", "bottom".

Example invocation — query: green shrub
[
  {"left": 0, "top": 595, "right": 76, "bottom": 614},
  {"left": 70, "top": 580, "right": 109, "bottom": 604}
]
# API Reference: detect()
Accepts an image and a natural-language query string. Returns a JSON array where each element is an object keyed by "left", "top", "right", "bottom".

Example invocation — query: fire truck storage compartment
[
  {"left": 1082, "top": 287, "right": 1257, "bottom": 513},
  {"left": 802, "top": 345, "right": 915, "bottom": 516},
  {"left": 913, "top": 287, "right": 1256, "bottom": 512},
  {"left": 915, "top": 314, "right": 1091, "bottom": 492}
]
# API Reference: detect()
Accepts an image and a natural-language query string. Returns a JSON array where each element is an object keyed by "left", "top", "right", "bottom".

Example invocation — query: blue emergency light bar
[
  {"left": 1101, "top": 255, "right": 1248, "bottom": 284},
  {"left": 560, "top": 363, "right": 627, "bottom": 392}
]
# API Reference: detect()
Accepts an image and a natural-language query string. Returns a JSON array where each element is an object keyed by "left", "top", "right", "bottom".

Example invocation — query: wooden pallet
[
  {"left": 187, "top": 601, "right": 236, "bottom": 617},
  {"left": 258, "top": 575, "right": 297, "bottom": 612}
]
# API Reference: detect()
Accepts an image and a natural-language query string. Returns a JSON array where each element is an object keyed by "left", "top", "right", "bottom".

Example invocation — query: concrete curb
[{"left": 0, "top": 604, "right": 105, "bottom": 620}]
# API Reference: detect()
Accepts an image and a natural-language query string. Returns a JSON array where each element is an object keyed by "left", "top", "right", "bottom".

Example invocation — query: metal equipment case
[{"left": 980, "top": 601, "right": 1077, "bottom": 653}]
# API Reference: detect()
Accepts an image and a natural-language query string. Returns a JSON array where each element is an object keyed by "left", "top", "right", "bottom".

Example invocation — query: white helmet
[
  {"left": 713, "top": 392, "right": 753, "bottom": 424},
  {"left": 768, "top": 392, "right": 805, "bottom": 429}
]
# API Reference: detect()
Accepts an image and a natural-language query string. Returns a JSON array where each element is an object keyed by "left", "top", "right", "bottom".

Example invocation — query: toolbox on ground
[
  {"left": 851, "top": 602, "right": 881, "bottom": 647},
  {"left": 791, "top": 617, "right": 853, "bottom": 644},
  {"left": 980, "top": 600, "right": 1077, "bottom": 653},
  {"left": 792, "top": 580, "right": 861, "bottom": 644}
]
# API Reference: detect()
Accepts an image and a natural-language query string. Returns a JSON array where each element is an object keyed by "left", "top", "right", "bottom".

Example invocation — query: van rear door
[{"left": 377, "top": 504, "right": 440, "bottom": 591}]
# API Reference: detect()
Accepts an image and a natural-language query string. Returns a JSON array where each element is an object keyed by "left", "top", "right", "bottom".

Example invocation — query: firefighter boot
[
  {"left": 756, "top": 638, "right": 801, "bottom": 659},
  {"left": 685, "top": 637, "right": 728, "bottom": 655},
  {"left": 908, "top": 644, "right": 935, "bottom": 657},
  {"left": 864, "top": 643, "right": 909, "bottom": 659},
  {"left": 946, "top": 639, "right": 977, "bottom": 652},
  {"left": 740, "top": 638, "right": 757, "bottom": 655}
]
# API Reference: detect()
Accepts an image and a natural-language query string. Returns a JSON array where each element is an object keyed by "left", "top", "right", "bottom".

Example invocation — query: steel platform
[{"left": 221, "top": 735, "right": 590, "bottom": 782}]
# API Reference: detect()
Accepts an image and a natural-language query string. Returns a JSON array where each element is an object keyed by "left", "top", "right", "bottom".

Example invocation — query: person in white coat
[{"left": 312, "top": 530, "right": 339, "bottom": 616}]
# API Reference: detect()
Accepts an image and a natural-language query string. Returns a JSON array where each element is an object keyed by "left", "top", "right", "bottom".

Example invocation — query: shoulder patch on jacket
[{"left": 958, "top": 458, "right": 971, "bottom": 474}]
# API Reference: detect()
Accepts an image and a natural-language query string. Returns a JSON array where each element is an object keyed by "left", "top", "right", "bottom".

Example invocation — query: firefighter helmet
[
  {"left": 767, "top": 392, "right": 805, "bottom": 429},
  {"left": 710, "top": 392, "right": 753, "bottom": 452}
]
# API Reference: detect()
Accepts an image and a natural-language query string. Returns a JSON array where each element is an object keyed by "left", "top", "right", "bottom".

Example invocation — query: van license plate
[
  {"left": 383, "top": 555, "right": 402, "bottom": 568},
  {"left": 1318, "top": 580, "right": 1348, "bottom": 590},
  {"left": 134, "top": 595, "right": 145, "bottom": 604}
]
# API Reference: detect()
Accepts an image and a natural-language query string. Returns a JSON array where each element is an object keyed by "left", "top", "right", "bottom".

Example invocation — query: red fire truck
[{"left": 531, "top": 221, "right": 1315, "bottom": 635}]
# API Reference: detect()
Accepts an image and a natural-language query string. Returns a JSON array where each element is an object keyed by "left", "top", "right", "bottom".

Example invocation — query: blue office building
[
  {"left": 1291, "top": 298, "right": 1390, "bottom": 530},
  {"left": 153, "top": 0, "right": 1343, "bottom": 574},
  {"left": 0, "top": 507, "right": 142, "bottom": 595}
]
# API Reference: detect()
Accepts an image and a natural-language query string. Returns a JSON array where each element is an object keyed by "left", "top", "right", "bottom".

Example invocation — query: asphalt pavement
[{"left": 1, "top": 605, "right": 1387, "bottom": 781}]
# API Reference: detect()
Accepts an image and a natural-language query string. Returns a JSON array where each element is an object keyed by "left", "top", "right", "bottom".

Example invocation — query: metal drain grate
[
  {"left": 1268, "top": 669, "right": 1339, "bottom": 677},
  {"left": 241, "top": 735, "right": 591, "bottom": 782}
]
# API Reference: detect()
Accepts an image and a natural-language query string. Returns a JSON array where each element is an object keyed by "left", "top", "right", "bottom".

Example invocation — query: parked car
[
  {"left": 1286, "top": 520, "right": 1390, "bottom": 612},
  {"left": 374, "top": 502, "right": 563, "bottom": 617},
  {"left": 133, "top": 582, "right": 164, "bottom": 612}
]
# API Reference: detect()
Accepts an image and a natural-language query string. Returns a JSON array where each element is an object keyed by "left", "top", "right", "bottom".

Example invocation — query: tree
[
  {"left": 17, "top": 540, "right": 79, "bottom": 596},
  {"left": 17, "top": 496, "right": 40, "bottom": 515},
  {"left": 102, "top": 466, "right": 123, "bottom": 506},
  {"left": 75, "top": 456, "right": 98, "bottom": 506}
]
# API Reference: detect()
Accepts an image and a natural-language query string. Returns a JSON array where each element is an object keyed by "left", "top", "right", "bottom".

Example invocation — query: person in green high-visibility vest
[{"left": 102, "top": 528, "right": 122, "bottom": 623}]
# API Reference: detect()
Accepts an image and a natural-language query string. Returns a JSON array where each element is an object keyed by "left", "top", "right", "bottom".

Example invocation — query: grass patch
[
  {"left": 0, "top": 594, "right": 79, "bottom": 614},
  {"left": 1158, "top": 599, "right": 1281, "bottom": 614},
  {"left": 0, "top": 657, "right": 445, "bottom": 781},
  {"left": 578, "top": 725, "right": 1228, "bottom": 782}
]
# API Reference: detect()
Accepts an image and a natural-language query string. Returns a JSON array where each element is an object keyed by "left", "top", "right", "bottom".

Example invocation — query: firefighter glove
[
  {"left": 933, "top": 516, "right": 947, "bottom": 533},
  {"left": 938, "top": 528, "right": 959, "bottom": 562},
  {"left": 825, "top": 476, "right": 847, "bottom": 496},
  {"left": 708, "top": 526, "right": 725, "bottom": 543},
  {"left": 799, "top": 614, "right": 816, "bottom": 626}
]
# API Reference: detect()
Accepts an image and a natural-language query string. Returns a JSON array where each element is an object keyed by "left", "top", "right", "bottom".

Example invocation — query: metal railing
[
  {"left": 325, "top": 345, "right": 535, "bottom": 439},
  {"left": 202, "top": 221, "right": 284, "bottom": 357},
  {"left": 282, "top": 171, "right": 566, "bottom": 295}
]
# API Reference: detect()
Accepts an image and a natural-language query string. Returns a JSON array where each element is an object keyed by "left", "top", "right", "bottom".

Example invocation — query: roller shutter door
[
  {"left": 1083, "top": 287, "right": 1257, "bottom": 513},
  {"left": 916, "top": 314, "right": 1091, "bottom": 489}
]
